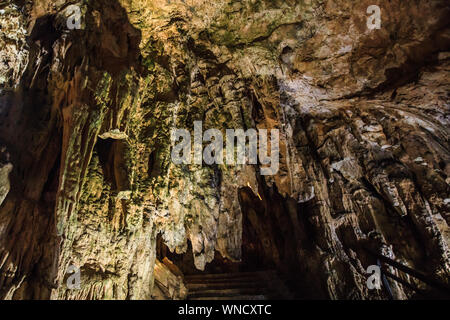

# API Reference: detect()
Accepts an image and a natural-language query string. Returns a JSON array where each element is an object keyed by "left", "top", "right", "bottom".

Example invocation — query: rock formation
[{"left": 0, "top": 0, "right": 449, "bottom": 299}]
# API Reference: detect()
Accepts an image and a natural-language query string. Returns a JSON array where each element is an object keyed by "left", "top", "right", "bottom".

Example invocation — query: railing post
[{"left": 378, "top": 258, "right": 394, "bottom": 300}]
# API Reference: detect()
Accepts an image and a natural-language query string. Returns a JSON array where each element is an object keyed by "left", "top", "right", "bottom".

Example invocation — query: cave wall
[{"left": 0, "top": 0, "right": 449, "bottom": 299}]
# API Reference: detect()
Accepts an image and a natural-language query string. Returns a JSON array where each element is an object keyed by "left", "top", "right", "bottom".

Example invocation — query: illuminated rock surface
[{"left": 0, "top": 0, "right": 449, "bottom": 299}]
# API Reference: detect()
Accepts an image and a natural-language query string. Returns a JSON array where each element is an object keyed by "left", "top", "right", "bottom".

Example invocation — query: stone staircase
[{"left": 185, "top": 270, "right": 293, "bottom": 300}]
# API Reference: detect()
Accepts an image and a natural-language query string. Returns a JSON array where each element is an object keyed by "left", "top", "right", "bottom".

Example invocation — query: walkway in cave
[
  {"left": 185, "top": 270, "right": 293, "bottom": 300},
  {"left": 155, "top": 184, "right": 309, "bottom": 299},
  {"left": 156, "top": 232, "right": 298, "bottom": 300}
]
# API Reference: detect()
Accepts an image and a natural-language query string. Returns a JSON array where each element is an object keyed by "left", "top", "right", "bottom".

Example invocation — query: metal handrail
[
  {"left": 381, "top": 268, "right": 427, "bottom": 296},
  {"left": 364, "top": 247, "right": 450, "bottom": 296}
]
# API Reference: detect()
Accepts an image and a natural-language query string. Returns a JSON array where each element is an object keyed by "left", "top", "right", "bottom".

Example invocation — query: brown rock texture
[{"left": 0, "top": 0, "right": 449, "bottom": 299}]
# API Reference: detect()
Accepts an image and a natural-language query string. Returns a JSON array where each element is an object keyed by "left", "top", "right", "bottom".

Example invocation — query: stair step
[
  {"left": 185, "top": 270, "right": 291, "bottom": 301},
  {"left": 185, "top": 271, "right": 264, "bottom": 280},
  {"left": 188, "top": 288, "right": 268, "bottom": 299},
  {"left": 185, "top": 277, "right": 260, "bottom": 284},
  {"left": 189, "top": 295, "right": 268, "bottom": 300},
  {"left": 187, "top": 281, "right": 266, "bottom": 291}
]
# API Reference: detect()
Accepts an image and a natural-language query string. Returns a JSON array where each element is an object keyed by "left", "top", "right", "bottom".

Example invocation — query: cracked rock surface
[{"left": 0, "top": 0, "right": 449, "bottom": 299}]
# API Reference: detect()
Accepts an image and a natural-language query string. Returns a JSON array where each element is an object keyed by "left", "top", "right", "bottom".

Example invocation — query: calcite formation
[{"left": 0, "top": 0, "right": 449, "bottom": 299}]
